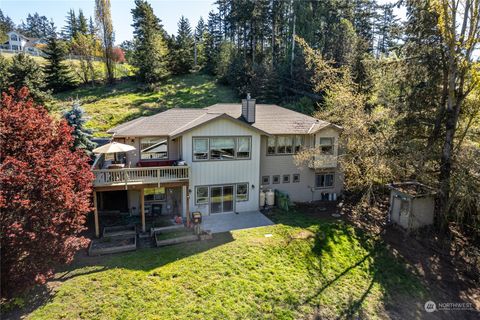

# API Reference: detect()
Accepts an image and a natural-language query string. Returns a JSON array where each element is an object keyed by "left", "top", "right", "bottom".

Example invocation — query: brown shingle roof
[{"left": 107, "top": 104, "right": 340, "bottom": 137}]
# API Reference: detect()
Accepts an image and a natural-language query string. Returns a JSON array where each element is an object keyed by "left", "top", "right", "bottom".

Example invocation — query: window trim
[
  {"left": 262, "top": 176, "right": 270, "bottom": 185},
  {"left": 282, "top": 174, "right": 290, "bottom": 183},
  {"left": 140, "top": 136, "right": 169, "bottom": 160},
  {"left": 235, "top": 183, "right": 249, "bottom": 202},
  {"left": 319, "top": 137, "right": 335, "bottom": 155},
  {"left": 292, "top": 174, "right": 300, "bottom": 183},
  {"left": 266, "top": 135, "right": 305, "bottom": 156},
  {"left": 272, "top": 175, "right": 280, "bottom": 184},
  {"left": 195, "top": 186, "right": 209, "bottom": 205},
  {"left": 192, "top": 136, "right": 252, "bottom": 161},
  {"left": 315, "top": 173, "right": 335, "bottom": 189}
]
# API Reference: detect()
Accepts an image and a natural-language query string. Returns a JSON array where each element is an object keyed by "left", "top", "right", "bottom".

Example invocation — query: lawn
[
  {"left": 23, "top": 211, "right": 425, "bottom": 319},
  {"left": 50, "top": 73, "right": 238, "bottom": 137}
]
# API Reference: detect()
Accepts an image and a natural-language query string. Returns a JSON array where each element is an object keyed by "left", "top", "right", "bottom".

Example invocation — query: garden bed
[
  {"left": 154, "top": 228, "right": 198, "bottom": 247},
  {"left": 103, "top": 225, "right": 136, "bottom": 238},
  {"left": 88, "top": 236, "right": 137, "bottom": 256}
]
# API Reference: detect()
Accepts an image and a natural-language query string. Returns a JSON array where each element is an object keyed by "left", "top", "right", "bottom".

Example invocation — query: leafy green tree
[
  {"left": 0, "top": 55, "right": 10, "bottom": 90},
  {"left": 171, "top": 16, "right": 194, "bottom": 75},
  {"left": 63, "top": 100, "right": 96, "bottom": 154},
  {"left": 43, "top": 35, "right": 76, "bottom": 92},
  {"left": 5, "top": 53, "right": 50, "bottom": 103},
  {"left": 0, "top": 9, "right": 15, "bottom": 43},
  {"left": 95, "top": 0, "right": 116, "bottom": 84},
  {"left": 131, "top": 0, "right": 170, "bottom": 83}
]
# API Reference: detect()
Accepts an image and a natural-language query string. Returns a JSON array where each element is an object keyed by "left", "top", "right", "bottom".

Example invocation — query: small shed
[{"left": 387, "top": 182, "right": 436, "bottom": 230}]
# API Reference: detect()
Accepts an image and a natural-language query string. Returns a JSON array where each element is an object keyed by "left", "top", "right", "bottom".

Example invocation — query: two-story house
[
  {"left": 1, "top": 31, "right": 45, "bottom": 55},
  {"left": 91, "top": 97, "right": 342, "bottom": 237}
]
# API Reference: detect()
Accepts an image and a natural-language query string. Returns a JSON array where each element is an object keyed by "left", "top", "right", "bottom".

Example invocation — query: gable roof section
[{"left": 107, "top": 104, "right": 340, "bottom": 137}]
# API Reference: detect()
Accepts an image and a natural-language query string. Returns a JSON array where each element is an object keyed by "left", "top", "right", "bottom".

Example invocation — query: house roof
[{"left": 108, "top": 103, "right": 341, "bottom": 137}]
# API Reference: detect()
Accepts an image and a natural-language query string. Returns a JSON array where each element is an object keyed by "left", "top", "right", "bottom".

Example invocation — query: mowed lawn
[
  {"left": 26, "top": 211, "right": 425, "bottom": 319},
  {"left": 51, "top": 73, "right": 238, "bottom": 137}
]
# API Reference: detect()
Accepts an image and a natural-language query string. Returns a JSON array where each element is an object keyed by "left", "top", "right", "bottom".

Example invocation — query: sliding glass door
[{"left": 210, "top": 185, "right": 234, "bottom": 214}]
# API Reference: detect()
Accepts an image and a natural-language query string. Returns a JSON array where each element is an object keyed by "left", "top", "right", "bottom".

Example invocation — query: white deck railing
[{"left": 92, "top": 166, "right": 190, "bottom": 187}]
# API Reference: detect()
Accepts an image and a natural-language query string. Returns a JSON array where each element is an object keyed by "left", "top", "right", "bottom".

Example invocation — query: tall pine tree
[
  {"left": 63, "top": 100, "right": 96, "bottom": 155},
  {"left": 131, "top": 0, "right": 170, "bottom": 83},
  {"left": 43, "top": 34, "right": 75, "bottom": 92},
  {"left": 171, "top": 16, "right": 194, "bottom": 75}
]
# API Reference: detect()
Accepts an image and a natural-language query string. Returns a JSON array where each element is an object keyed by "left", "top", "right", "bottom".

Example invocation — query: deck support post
[
  {"left": 140, "top": 188, "right": 146, "bottom": 233},
  {"left": 93, "top": 191, "right": 100, "bottom": 238},
  {"left": 183, "top": 184, "right": 190, "bottom": 227}
]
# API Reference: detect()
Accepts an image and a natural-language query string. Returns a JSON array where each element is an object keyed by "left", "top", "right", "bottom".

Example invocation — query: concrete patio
[{"left": 201, "top": 211, "right": 274, "bottom": 233}]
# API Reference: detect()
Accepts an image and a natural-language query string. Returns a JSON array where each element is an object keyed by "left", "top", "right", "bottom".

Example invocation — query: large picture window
[
  {"left": 267, "top": 135, "right": 304, "bottom": 155},
  {"left": 193, "top": 136, "right": 251, "bottom": 161},
  {"left": 236, "top": 183, "right": 248, "bottom": 201},
  {"left": 140, "top": 137, "right": 168, "bottom": 160},
  {"left": 315, "top": 173, "right": 334, "bottom": 188}
]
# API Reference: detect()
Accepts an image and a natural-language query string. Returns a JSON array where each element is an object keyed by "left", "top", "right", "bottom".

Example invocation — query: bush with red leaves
[
  {"left": 0, "top": 87, "right": 94, "bottom": 297},
  {"left": 112, "top": 47, "right": 126, "bottom": 63}
]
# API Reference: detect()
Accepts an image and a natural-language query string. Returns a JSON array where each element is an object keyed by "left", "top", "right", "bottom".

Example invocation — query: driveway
[{"left": 201, "top": 211, "right": 274, "bottom": 233}]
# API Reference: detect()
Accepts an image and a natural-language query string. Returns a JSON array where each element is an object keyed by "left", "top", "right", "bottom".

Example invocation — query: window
[
  {"left": 195, "top": 186, "right": 209, "bottom": 205},
  {"left": 315, "top": 173, "right": 334, "bottom": 188},
  {"left": 293, "top": 174, "right": 300, "bottom": 183},
  {"left": 320, "top": 137, "right": 334, "bottom": 155},
  {"left": 11, "top": 34, "right": 18, "bottom": 41},
  {"left": 267, "top": 135, "right": 304, "bottom": 155},
  {"left": 277, "top": 136, "right": 293, "bottom": 154},
  {"left": 144, "top": 187, "right": 166, "bottom": 202},
  {"left": 193, "top": 138, "right": 209, "bottom": 160},
  {"left": 11, "top": 45, "right": 18, "bottom": 50},
  {"left": 272, "top": 175, "right": 280, "bottom": 184},
  {"left": 140, "top": 137, "right": 168, "bottom": 160},
  {"left": 210, "top": 137, "right": 235, "bottom": 160},
  {"left": 267, "top": 136, "right": 276, "bottom": 155},
  {"left": 193, "top": 136, "right": 251, "bottom": 161},
  {"left": 236, "top": 183, "right": 248, "bottom": 201},
  {"left": 236, "top": 137, "right": 251, "bottom": 158},
  {"left": 262, "top": 176, "right": 270, "bottom": 184},
  {"left": 295, "top": 136, "right": 303, "bottom": 153},
  {"left": 283, "top": 174, "right": 290, "bottom": 183}
]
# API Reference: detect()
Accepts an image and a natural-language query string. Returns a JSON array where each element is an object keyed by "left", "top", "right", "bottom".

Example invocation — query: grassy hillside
[
  {"left": 51, "top": 73, "right": 238, "bottom": 137},
  {"left": 0, "top": 52, "right": 134, "bottom": 85}
]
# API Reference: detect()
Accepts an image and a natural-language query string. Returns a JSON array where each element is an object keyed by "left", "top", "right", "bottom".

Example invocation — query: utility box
[{"left": 387, "top": 182, "right": 436, "bottom": 230}]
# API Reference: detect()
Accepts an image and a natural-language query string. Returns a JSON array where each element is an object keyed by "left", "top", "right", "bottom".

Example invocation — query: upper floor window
[
  {"left": 10, "top": 34, "right": 18, "bottom": 41},
  {"left": 267, "top": 135, "right": 304, "bottom": 155},
  {"left": 193, "top": 136, "right": 251, "bottom": 161},
  {"left": 319, "top": 137, "right": 334, "bottom": 155},
  {"left": 140, "top": 137, "right": 168, "bottom": 160}
]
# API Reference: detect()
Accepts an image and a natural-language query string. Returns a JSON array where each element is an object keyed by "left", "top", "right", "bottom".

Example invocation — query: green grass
[
  {"left": 50, "top": 73, "right": 238, "bottom": 137},
  {"left": 26, "top": 211, "right": 425, "bottom": 319}
]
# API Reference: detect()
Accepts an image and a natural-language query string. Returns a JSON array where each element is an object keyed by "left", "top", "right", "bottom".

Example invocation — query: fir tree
[
  {"left": 62, "top": 9, "right": 77, "bottom": 40},
  {"left": 131, "top": 0, "right": 170, "bottom": 83},
  {"left": 63, "top": 100, "right": 96, "bottom": 154},
  {"left": 43, "top": 34, "right": 75, "bottom": 92},
  {"left": 194, "top": 17, "right": 207, "bottom": 69},
  {"left": 77, "top": 9, "right": 89, "bottom": 35},
  {"left": 0, "top": 9, "right": 15, "bottom": 43},
  {"left": 171, "top": 16, "right": 194, "bottom": 74}
]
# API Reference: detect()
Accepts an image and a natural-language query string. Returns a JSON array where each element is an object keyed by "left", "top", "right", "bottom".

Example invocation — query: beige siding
[
  {"left": 181, "top": 118, "right": 261, "bottom": 215},
  {"left": 260, "top": 128, "right": 343, "bottom": 202}
]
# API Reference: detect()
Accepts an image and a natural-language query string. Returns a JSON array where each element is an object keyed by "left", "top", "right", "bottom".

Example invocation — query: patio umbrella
[{"left": 93, "top": 141, "right": 136, "bottom": 163}]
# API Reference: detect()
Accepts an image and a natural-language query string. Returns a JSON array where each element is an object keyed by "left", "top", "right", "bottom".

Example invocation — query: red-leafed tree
[
  {"left": 0, "top": 87, "right": 94, "bottom": 297},
  {"left": 112, "top": 47, "right": 126, "bottom": 63}
]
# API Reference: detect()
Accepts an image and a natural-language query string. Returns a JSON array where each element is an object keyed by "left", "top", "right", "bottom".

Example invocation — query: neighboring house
[
  {"left": 1, "top": 31, "right": 45, "bottom": 55},
  {"left": 91, "top": 97, "right": 343, "bottom": 237}
]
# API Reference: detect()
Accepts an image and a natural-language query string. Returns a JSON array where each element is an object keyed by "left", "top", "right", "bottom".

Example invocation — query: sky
[{"left": 2, "top": 0, "right": 403, "bottom": 45}]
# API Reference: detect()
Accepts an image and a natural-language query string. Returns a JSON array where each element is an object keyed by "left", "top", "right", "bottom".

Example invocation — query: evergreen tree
[
  {"left": 19, "top": 12, "right": 54, "bottom": 38},
  {"left": 131, "top": 0, "right": 170, "bottom": 83},
  {"left": 63, "top": 100, "right": 96, "bottom": 154},
  {"left": 204, "top": 11, "right": 222, "bottom": 74},
  {"left": 6, "top": 53, "right": 50, "bottom": 103},
  {"left": 0, "top": 55, "right": 10, "bottom": 90},
  {"left": 62, "top": 9, "right": 77, "bottom": 40},
  {"left": 171, "top": 16, "right": 194, "bottom": 74},
  {"left": 0, "top": 9, "right": 15, "bottom": 43},
  {"left": 194, "top": 17, "right": 207, "bottom": 69},
  {"left": 77, "top": 9, "right": 89, "bottom": 35},
  {"left": 43, "top": 34, "right": 75, "bottom": 92}
]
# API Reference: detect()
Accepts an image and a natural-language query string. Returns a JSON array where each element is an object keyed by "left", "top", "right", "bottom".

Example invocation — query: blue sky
[{"left": 2, "top": 0, "right": 402, "bottom": 45}]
